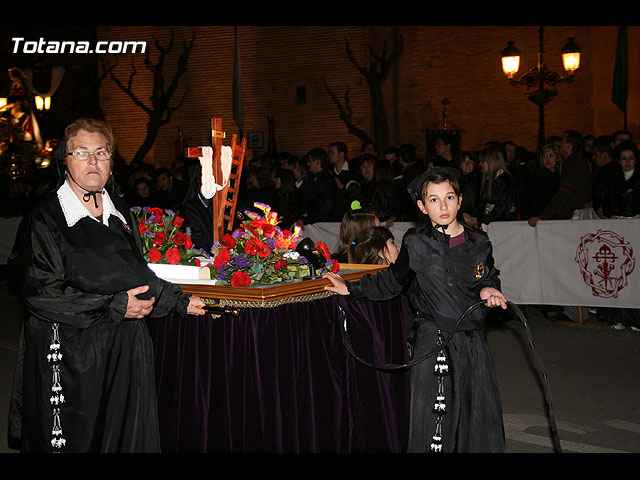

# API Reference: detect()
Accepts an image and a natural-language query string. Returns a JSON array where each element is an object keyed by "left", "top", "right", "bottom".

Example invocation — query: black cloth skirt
[{"left": 407, "top": 319, "right": 505, "bottom": 453}]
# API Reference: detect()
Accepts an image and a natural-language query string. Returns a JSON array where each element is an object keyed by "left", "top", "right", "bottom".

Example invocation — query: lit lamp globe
[
  {"left": 501, "top": 41, "right": 521, "bottom": 78},
  {"left": 561, "top": 37, "right": 581, "bottom": 73},
  {"left": 35, "top": 95, "right": 51, "bottom": 110}
]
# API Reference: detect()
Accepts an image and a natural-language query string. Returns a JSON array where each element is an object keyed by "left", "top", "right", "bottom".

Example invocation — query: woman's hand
[
  {"left": 323, "top": 272, "right": 349, "bottom": 296},
  {"left": 479, "top": 287, "right": 507, "bottom": 309},
  {"left": 125, "top": 285, "right": 156, "bottom": 319},
  {"left": 187, "top": 295, "right": 207, "bottom": 316}
]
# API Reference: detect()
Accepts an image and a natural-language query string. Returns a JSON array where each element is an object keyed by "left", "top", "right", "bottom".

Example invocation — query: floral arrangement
[
  {"left": 210, "top": 202, "right": 339, "bottom": 286},
  {"left": 130, "top": 206, "right": 209, "bottom": 266}
]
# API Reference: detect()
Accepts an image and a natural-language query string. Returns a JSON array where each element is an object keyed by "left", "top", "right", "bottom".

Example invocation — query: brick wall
[{"left": 97, "top": 25, "right": 633, "bottom": 168}]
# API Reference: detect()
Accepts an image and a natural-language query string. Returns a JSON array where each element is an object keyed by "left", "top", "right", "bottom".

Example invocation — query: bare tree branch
[
  {"left": 327, "top": 31, "right": 403, "bottom": 154},
  {"left": 105, "top": 29, "right": 195, "bottom": 163}
]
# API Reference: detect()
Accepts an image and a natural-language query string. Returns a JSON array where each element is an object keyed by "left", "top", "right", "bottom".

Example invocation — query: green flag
[{"left": 612, "top": 26, "right": 628, "bottom": 113}]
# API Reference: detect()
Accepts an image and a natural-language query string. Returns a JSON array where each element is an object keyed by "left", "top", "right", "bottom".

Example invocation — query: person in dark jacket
[
  {"left": 296, "top": 148, "right": 337, "bottom": 227},
  {"left": 8, "top": 118, "right": 206, "bottom": 453},
  {"left": 611, "top": 140, "right": 640, "bottom": 217},
  {"left": 591, "top": 135, "right": 623, "bottom": 219},
  {"left": 457, "top": 151, "right": 483, "bottom": 218},
  {"left": 323, "top": 167, "right": 507, "bottom": 453},
  {"left": 387, "top": 144, "right": 425, "bottom": 227},
  {"left": 522, "top": 143, "right": 562, "bottom": 219},
  {"left": 463, "top": 144, "right": 518, "bottom": 227},
  {"left": 528, "top": 130, "right": 592, "bottom": 227}
]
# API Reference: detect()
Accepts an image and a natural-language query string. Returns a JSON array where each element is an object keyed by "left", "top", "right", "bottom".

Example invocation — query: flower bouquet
[
  {"left": 211, "top": 202, "right": 339, "bottom": 286},
  {"left": 130, "top": 206, "right": 210, "bottom": 267}
]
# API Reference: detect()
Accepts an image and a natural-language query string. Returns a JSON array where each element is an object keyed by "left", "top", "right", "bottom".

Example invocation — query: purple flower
[
  {"left": 217, "top": 265, "right": 227, "bottom": 281},
  {"left": 231, "top": 253, "right": 253, "bottom": 269}
]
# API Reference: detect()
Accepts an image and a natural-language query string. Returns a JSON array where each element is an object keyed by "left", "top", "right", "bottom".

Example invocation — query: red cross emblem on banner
[{"left": 575, "top": 229, "right": 636, "bottom": 298}]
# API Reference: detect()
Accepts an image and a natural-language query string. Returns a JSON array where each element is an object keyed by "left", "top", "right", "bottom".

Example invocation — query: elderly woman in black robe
[{"left": 8, "top": 118, "right": 206, "bottom": 453}]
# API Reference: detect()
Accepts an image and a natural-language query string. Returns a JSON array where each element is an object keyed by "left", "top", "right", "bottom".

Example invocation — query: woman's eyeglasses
[{"left": 67, "top": 150, "right": 111, "bottom": 161}]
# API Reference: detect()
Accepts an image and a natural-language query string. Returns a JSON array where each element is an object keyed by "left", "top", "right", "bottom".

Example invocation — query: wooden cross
[{"left": 185, "top": 117, "right": 247, "bottom": 246}]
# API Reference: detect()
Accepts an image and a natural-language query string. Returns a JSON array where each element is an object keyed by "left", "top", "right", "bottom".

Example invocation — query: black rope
[
  {"left": 339, "top": 300, "right": 563, "bottom": 453},
  {"left": 66, "top": 169, "right": 104, "bottom": 209}
]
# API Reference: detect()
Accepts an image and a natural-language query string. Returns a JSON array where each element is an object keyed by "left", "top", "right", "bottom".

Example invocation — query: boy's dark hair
[
  {"left": 420, "top": 171, "right": 461, "bottom": 202},
  {"left": 407, "top": 166, "right": 461, "bottom": 204}
]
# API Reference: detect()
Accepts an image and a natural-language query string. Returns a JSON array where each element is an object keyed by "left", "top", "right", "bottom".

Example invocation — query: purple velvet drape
[{"left": 146, "top": 294, "right": 410, "bottom": 453}]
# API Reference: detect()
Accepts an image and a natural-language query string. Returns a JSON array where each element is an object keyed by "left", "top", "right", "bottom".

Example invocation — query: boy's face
[{"left": 417, "top": 180, "right": 461, "bottom": 228}]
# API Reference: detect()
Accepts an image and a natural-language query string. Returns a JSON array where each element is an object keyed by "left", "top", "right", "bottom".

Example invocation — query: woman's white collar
[{"left": 57, "top": 180, "right": 128, "bottom": 227}]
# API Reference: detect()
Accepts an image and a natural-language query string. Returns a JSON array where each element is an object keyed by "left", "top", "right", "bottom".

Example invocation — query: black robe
[
  {"left": 346, "top": 224, "right": 505, "bottom": 453},
  {"left": 8, "top": 190, "right": 190, "bottom": 452}
]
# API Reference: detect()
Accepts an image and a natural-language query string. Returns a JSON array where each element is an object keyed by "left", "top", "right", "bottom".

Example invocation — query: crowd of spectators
[
  {"left": 1, "top": 129, "right": 638, "bottom": 329},
  {"left": 2, "top": 129, "right": 637, "bottom": 233}
]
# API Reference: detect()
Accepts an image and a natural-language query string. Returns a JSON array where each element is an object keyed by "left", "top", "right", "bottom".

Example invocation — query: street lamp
[
  {"left": 501, "top": 26, "right": 581, "bottom": 151},
  {"left": 35, "top": 95, "right": 51, "bottom": 110}
]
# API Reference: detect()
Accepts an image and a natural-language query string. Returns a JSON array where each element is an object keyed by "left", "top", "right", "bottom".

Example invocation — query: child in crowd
[
  {"left": 324, "top": 166, "right": 507, "bottom": 453},
  {"left": 349, "top": 226, "right": 399, "bottom": 265},
  {"left": 331, "top": 201, "right": 379, "bottom": 264}
]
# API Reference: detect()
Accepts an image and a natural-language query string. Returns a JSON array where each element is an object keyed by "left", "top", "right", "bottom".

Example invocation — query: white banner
[
  {"left": 302, "top": 219, "right": 640, "bottom": 308},
  {"left": 486, "top": 219, "right": 639, "bottom": 308}
]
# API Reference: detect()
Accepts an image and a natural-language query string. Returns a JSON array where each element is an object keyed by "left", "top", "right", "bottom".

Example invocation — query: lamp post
[{"left": 501, "top": 26, "right": 581, "bottom": 152}]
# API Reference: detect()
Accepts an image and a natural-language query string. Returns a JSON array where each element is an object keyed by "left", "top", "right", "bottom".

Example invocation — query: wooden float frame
[{"left": 178, "top": 264, "right": 387, "bottom": 304}]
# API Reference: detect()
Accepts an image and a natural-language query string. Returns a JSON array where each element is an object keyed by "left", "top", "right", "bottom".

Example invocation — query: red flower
[
  {"left": 262, "top": 224, "right": 276, "bottom": 236},
  {"left": 274, "top": 259, "right": 288, "bottom": 273},
  {"left": 195, "top": 258, "right": 201, "bottom": 267},
  {"left": 250, "top": 218, "right": 267, "bottom": 230},
  {"left": 165, "top": 247, "right": 182, "bottom": 265},
  {"left": 315, "top": 241, "right": 331, "bottom": 260},
  {"left": 148, "top": 207, "right": 164, "bottom": 223},
  {"left": 213, "top": 248, "right": 231, "bottom": 270},
  {"left": 148, "top": 247, "right": 162, "bottom": 263},
  {"left": 331, "top": 259, "right": 340, "bottom": 273},
  {"left": 172, "top": 216, "right": 184, "bottom": 229},
  {"left": 138, "top": 223, "right": 148, "bottom": 235},
  {"left": 245, "top": 237, "right": 271, "bottom": 258},
  {"left": 172, "top": 232, "right": 187, "bottom": 246},
  {"left": 230, "top": 270, "right": 252, "bottom": 286},
  {"left": 221, "top": 233, "right": 237, "bottom": 250},
  {"left": 152, "top": 231, "right": 167, "bottom": 246},
  {"left": 184, "top": 235, "right": 193, "bottom": 250}
]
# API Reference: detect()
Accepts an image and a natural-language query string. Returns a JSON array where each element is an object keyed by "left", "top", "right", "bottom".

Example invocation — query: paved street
[{"left": 1, "top": 271, "right": 638, "bottom": 454}]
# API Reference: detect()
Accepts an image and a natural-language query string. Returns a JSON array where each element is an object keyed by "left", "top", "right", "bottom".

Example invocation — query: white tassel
[{"left": 48, "top": 324, "right": 66, "bottom": 451}]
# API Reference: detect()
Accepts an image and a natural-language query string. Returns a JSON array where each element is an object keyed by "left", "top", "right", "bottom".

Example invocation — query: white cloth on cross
[{"left": 199, "top": 145, "right": 232, "bottom": 199}]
